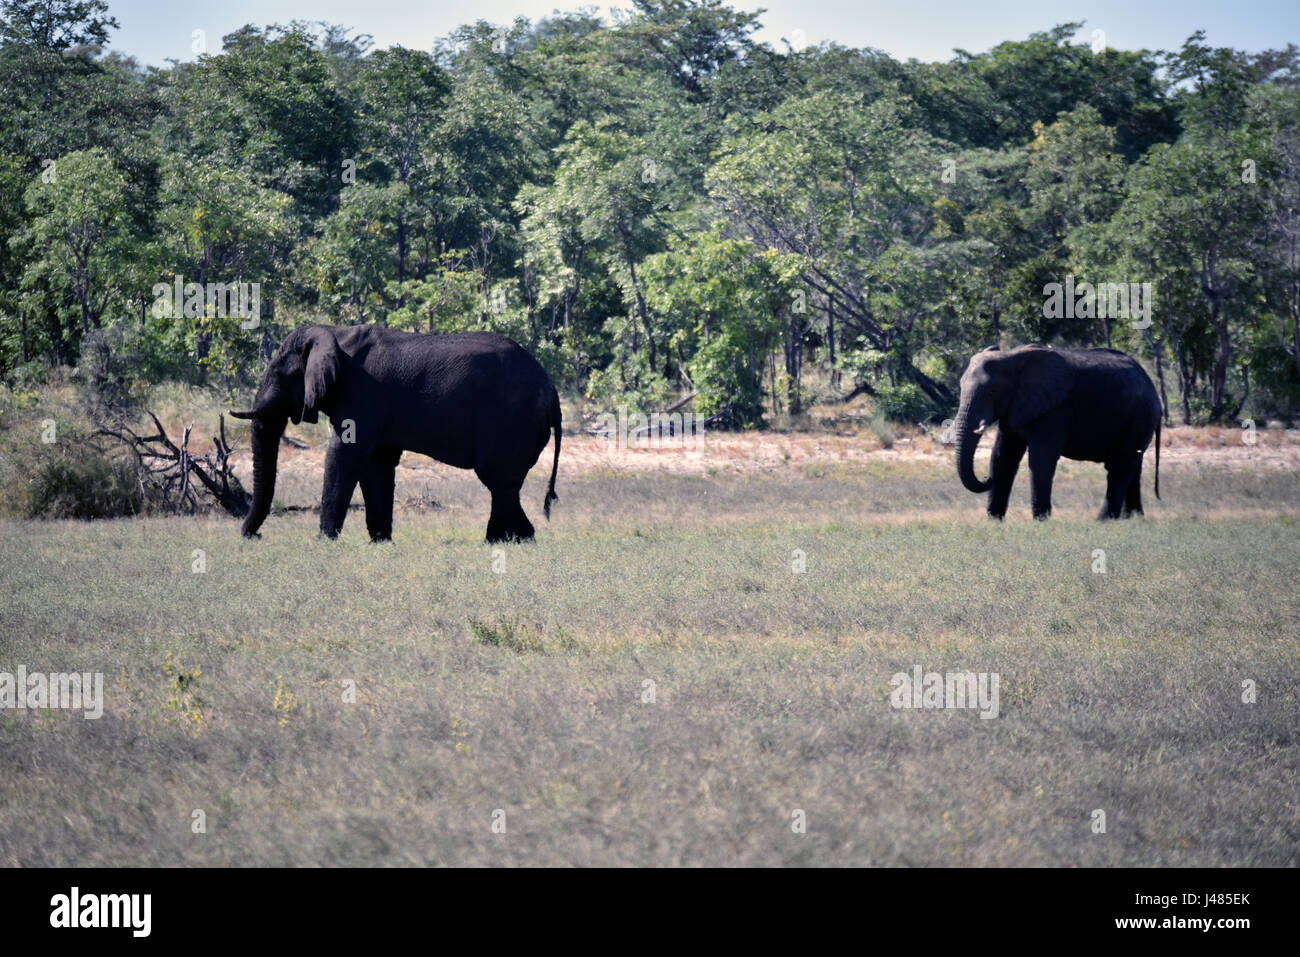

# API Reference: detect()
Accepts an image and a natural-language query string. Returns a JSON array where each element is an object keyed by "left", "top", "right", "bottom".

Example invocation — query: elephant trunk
[
  {"left": 242, "top": 415, "right": 286, "bottom": 538},
  {"left": 954, "top": 399, "right": 992, "bottom": 494}
]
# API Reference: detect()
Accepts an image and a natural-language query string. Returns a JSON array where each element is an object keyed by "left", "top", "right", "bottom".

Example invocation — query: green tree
[
  {"left": 1107, "top": 133, "right": 1275, "bottom": 421},
  {"left": 155, "top": 155, "right": 294, "bottom": 375},
  {"left": 159, "top": 23, "right": 356, "bottom": 220},
  {"left": 308, "top": 182, "right": 407, "bottom": 322},
  {"left": 353, "top": 47, "right": 451, "bottom": 294},
  {"left": 613, "top": 0, "right": 762, "bottom": 103},
  {"left": 641, "top": 232, "right": 796, "bottom": 425},
  {"left": 20, "top": 148, "right": 133, "bottom": 361},
  {"left": 708, "top": 90, "right": 954, "bottom": 406}
]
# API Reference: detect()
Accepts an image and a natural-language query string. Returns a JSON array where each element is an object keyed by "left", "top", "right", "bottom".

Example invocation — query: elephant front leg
[
  {"left": 986, "top": 430, "right": 1026, "bottom": 520},
  {"left": 319, "top": 437, "right": 363, "bottom": 539},
  {"left": 1027, "top": 444, "right": 1061, "bottom": 520}
]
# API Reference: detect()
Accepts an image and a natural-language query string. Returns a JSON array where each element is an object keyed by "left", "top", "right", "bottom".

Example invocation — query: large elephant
[
  {"left": 231, "top": 324, "right": 561, "bottom": 543},
  {"left": 954, "top": 345, "right": 1161, "bottom": 520}
]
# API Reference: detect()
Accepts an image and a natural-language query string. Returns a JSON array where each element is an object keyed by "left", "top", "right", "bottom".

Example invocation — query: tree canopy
[{"left": 2, "top": 1, "right": 1298, "bottom": 425}]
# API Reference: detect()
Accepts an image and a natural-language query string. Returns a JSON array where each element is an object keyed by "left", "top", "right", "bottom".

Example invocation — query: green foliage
[
  {"left": 689, "top": 333, "right": 765, "bottom": 427},
  {"left": 19, "top": 148, "right": 135, "bottom": 362},
  {"left": 585, "top": 334, "right": 674, "bottom": 413},
  {"left": 0, "top": 3, "right": 1297, "bottom": 428},
  {"left": 309, "top": 182, "right": 407, "bottom": 321},
  {"left": 873, "top": 383, "right": 929, "bottom": 424},
  {"left": 1247, "top": 343, "right": 1300, "bottom": 422},
  {"left": 22, "top": 453, "right": 142, "bottom": 519},
  {"left": 0, "top": 376, "right": 138, "bottom": 518},
  {"left": 386, "top": 254, "right": 482, "bottom": 333},
  {"left": 641, "top": 232, "right": 791, "bottom": 426}
]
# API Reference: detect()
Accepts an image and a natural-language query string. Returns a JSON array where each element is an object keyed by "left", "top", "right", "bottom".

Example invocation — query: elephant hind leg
[
  {"left": 1100, "top": 460, "right": 1139, "bottom": 521},
  {"left": 360, "top": 446, "right": 402, "bottom": 542},
  {"left": 1123, "top": 466, "right": 1145, "bottom": 517},
  {"left": 485, "top": 489, "right": 534, "bottom": 543},
  {"left": 479, "top": 470, "right": 534, "bottom": 544}
]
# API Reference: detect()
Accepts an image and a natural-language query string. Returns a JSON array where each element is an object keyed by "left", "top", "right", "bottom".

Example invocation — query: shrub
[
  {"left": 691, "top": 338, "right": 765, "bottom": 429},
  {"left": 874, "top": 383, "right": 930, "bottom": 423},
  {"left": 24, "top": 453, "right": 143, "bottom": 519},
  {"left": 867, "top": 411, "right": 895, "bottom": 449},
  {"left": 469, "top": 617, "right": 547, "bottom": 654},
  {"left": 76, "top": 328, "right": 149, "bottom": 421},
  {"left": 1246, "top": 344, "right": 1300, "bottom": 424},
  {"left": 584, "top": 348, "right": 676, "bottom": 421}
]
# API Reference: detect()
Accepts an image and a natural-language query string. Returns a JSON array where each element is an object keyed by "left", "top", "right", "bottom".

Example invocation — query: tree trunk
[
  {"left": 1210, "top": 303, "right": 1230, "bottom": 421},
  {"left": 1149, "top": 332, "right": 1170, "bottom": 425},
  {"left": 1173, "top": 334, "right": 1192, "bottom": 425},
  {"left": 1203, "top": 245, "right": 1230, "bottom": 421},
  {"left": 786, "top": 314, "right": 802, "bottom": 415},
  {"left": 769, "top": 351, "right": 780, "bottom": 416},
  {"left": 195, "top": 259, "right": 210, "bottom": 376},
  {"left": 1230, "top": 363, "right": 1250, "bottom": 421},
  {"left": 826, "top": 298, "right": 838, "bottom": 390},
  {"left": 619, "top": 227, "right": 655, "bottom": 373},
  {"left": 1282, "top": 231, "right": 1300, "bottom": 377},
  {"left": 905, "top": 362, "right": 956, "bottom": 409},
  {"left": 396, "top": 215, "right": 407, "bottom": 308},
  {"left": 1290, "top": 232, "right": 1300, "bottom": 377}
]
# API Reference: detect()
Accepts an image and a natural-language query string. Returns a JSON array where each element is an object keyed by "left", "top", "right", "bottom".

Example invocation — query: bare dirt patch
[{"left": 234, "top": 424, "right": 1300, "bottom": 488}]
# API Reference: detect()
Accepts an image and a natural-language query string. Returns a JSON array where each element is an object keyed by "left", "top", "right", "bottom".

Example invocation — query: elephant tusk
[
  {"left": 229, "top": 409, "right": 255, "bottom": 419},
  {"left": 973, "top": 420, "right": 989, "bottom": 435}
]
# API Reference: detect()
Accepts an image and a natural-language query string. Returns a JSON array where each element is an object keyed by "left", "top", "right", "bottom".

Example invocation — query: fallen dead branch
[{"left": 96, "top": 411, "right": 250, "bottom": 517}]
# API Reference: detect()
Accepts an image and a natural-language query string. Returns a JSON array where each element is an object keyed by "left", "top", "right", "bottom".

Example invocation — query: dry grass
[{"left": 1, "top": 452, "right": 1298, "bottom": 866}]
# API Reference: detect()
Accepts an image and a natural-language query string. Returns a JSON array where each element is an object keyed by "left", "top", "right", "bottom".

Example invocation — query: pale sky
[{"left": 104, "top": 0, "right": 1300, "bottom": 67}]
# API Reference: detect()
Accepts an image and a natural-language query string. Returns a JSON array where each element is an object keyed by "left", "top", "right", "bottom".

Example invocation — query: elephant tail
[
  {"left": 1153, "top": 416, "right": 1161, "bottom": 500},
  {"left": 544, "top": 389, "right": 561, "bottom": 520}
]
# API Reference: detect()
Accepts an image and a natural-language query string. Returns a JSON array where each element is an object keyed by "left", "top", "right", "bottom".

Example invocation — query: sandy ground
[{"left": 238, "top": 424, "right": 1300, "bottom": 488}]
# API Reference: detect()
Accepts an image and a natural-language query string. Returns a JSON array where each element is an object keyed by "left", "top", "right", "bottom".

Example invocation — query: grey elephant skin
[
  {"left": 954, "top": 345, "right": 1162, "bottom": 520},
  {"left": 231, "top": 324, "right": 561, "bottom": 543}
]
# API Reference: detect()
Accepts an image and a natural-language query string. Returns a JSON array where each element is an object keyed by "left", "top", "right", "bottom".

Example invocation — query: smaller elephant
[{"left": 954, "top": 345, "right": 1161, "bottom": 520}]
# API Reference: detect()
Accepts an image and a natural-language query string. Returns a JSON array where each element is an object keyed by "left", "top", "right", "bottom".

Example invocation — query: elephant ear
[
  {"left": 1009, "top": 349, "right": 1074, "bottom": 430},
  {"left": 300, "top": 328, "right": 341, "bottom": 424}
]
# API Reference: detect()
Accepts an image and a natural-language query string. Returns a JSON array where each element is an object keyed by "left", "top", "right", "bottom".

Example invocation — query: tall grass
[{"left": 1, "top": 459, "right": 1296, "bottom": 866}]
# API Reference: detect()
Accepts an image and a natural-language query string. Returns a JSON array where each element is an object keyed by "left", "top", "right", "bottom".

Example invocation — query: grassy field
[{"left": 2, "top": 444, "right": 1298, "bottom": 866}]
